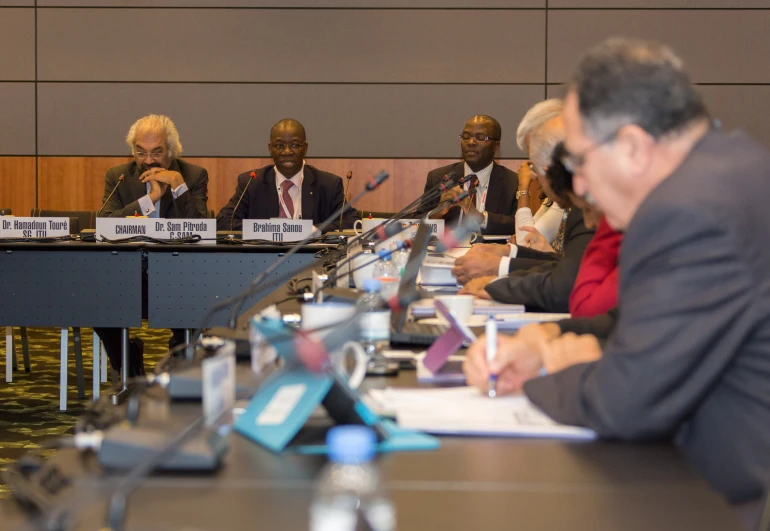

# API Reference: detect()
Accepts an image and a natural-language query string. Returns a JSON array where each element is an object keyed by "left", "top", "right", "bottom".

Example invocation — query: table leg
[
  {"left": 21, "top": 327, "right": 30, "bottom": 372},
  {"left": 5, "top": 326, "right": 12, "bottom": 383},
  {"left": 111, "top": 328, "right": 131, "bottom": 405},
  {"left": 60, "top": 327, "right": 68, "bottom": 411},
  {"left": 93, "top": 330, "right": 100, "bottom": 401},
  {"left": 73, "top": 327, "right": 85, "bottom": 400}
]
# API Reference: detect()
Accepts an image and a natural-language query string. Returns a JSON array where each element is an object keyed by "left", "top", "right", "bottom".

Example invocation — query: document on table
[{"left": 367, "top": 387, "right": 596, "bottom": 440}]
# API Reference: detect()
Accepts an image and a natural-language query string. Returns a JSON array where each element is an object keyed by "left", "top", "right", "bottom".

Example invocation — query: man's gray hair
[
  {"left": 516, "top": 99, "right": 564, "bottom": 152},
  {"left": 571, "top": 38, "right": 708, "bottom": 142},
  {"left": 126, "top": 114, "right": 183, "bottom": 159}
]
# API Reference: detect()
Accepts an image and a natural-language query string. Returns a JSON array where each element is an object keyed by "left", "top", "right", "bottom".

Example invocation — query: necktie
[
  {"left": 467, "top": 174, "right": 480, "bottom": 207},
  {"left": 280, "top": 180, "right": 295, "bottom": 219}
]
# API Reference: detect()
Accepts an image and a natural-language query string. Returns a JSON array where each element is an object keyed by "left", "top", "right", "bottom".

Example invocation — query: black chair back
[
  {"left": 31, "top": 209, "right": 96, "bottom": 230},
  {"left": 0, "top": 207, "right": 11, "bottom": 215}
]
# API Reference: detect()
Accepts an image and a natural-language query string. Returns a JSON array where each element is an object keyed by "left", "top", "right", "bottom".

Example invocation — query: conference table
[{"left": 0, "top": 238, "right": 330, "bottom": 407}]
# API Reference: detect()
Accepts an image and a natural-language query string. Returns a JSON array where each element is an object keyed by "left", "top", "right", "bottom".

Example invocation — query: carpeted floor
[{"left": 0, "top": 324, "right": 171, "bottom": 500}]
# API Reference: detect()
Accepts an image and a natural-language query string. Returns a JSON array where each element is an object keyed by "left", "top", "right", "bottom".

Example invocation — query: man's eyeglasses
[
  {"left": 271, "top": 142, "right": 306, "bottom": 151},
  {"left": 459, "top": 132, "right": 499, "bottom": 143},
  {"left": 134, "top": 149, "right": 165, "bottom": 160},
  {"left": 561, "top": 132, "right": 618, "bottom": 173}
]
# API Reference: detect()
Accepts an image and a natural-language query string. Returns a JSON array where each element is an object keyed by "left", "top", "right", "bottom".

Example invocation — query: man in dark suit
[
  {"left": 96, "top": 114, "right": 209, "bottom": 375},
  {"left": 216, "top": 119, "right": 359, "bottom": 232},
  {"left": 463, "top": 38, "right": 770, "bottom": 521},
  {"left": 414, "top": 115, "right": 520, "bottom": 235}
]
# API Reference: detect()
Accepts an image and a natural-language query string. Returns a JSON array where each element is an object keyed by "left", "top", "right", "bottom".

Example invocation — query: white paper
[
  {"left": 369, "top": 386, "right": 596, "bottom": 440},
  {"left": 202, "top": 348, "right": 236, "bottom": 427},
  {"left": 256, "top": 383, "right": 307, "bottom": 426}
]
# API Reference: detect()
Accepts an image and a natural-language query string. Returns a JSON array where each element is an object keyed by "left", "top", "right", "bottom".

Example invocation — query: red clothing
[{"left": 568, "top": 217, "right": 622, "bottom": 318}]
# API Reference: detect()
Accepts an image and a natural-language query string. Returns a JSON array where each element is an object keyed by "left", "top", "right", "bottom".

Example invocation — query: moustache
[{"left": 141, "top": 162, "right": 163, "bottom": 172}]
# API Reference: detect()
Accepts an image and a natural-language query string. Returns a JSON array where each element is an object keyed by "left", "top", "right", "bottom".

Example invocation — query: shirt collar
[
  {"left": 275, "top": 162, "right": 305, "bottom": 185},
  {"left": 464, "top": 161, "right": 494, "bottom": 187}
]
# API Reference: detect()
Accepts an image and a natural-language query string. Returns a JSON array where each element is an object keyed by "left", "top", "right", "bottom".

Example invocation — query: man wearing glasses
[
  {"left": 95, "top": 114, "right": 208, "bottom": 376},
  {"left": 99, "top": 114, "right": 208, "bottom": 219},
  {"left": 415, "top": 115, "right": 520, "bottom": 234},
  {"left": 216, "top": 118, "right": 359, "bottom": 232}
]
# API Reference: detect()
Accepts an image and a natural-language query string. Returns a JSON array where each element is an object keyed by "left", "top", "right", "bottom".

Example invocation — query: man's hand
[
  {"left": 452, "top": 252, "right": 502, "bottom": 285},
  {"left": 147, "top": 179, "right": 169, "bottom": 204},
  {"left": 542, "top": 332, "right": 602, "bottom": 373},
  {"left": 519, "top": 226, "right": 554, "bottom": 253},
  {"left": 463, "top": 323, "right": 562, "bottom": 396},
  {"left": 140, "top": 168, "right": 185, "bottom": 189},
  {"left": 458, "top": 275, "right": 496, "bottom": 297},
  {"left": 433, "top": 185, "right": 462, "bottom": 218}
]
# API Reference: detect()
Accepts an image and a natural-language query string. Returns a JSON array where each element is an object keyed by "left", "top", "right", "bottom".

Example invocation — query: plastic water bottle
[
  {"left": 310, "top": 426, "right": 396, "bottom": 531},
  {"left": 359, "top": 279, "right": 392, "bottom": 373},
  {"left": 392, "top": 241, "right": 411, "bottom": 278},
  {"left": 371, "top": 249, "right": 399, "bottom": 300}
]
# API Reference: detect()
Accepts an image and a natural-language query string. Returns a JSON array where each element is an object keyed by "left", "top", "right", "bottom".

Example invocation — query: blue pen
[{"left": 486, "top": 317, "right": 498, "bottom": 398}]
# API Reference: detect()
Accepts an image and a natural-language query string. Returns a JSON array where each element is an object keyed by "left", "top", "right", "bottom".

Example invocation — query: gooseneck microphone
[
  {"left": 338, "top": 171, "right": 353, "bottom": 231},
  {"left": 230, "top": 171, "right": 257, "bottom": 231},
  {"left": 96, "top": 174, "right": 124, "bottom": 217}
]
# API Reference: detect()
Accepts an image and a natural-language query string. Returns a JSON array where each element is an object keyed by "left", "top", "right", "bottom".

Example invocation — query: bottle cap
[
  {"left": 363, "top": 278, "right": 381, "bottom": 293},
  {"left": 327, "top": 425, "right": 376, "bottom": 464},
  {"left": 378, "top": 249, "right": 391, "bottom": 260}
]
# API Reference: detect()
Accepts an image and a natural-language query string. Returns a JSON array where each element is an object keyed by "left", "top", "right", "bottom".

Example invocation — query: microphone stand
[
  {"left": 96, "top": 174, "right": 124, "bottom": 217},
  {"left": 338, "top": 171, "right": 352, "bottom": 232}
]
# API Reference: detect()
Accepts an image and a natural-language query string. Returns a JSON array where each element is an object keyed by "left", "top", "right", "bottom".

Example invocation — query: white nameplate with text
[
  {"left": 97, "top": 218, "right": 153, "bottom": 241},
  {"left": 400, "top": 219, "right": 444, "bottom": 238},
  {"left": 150, "top": 219, "right": 216, "bottom": 244},
  {"left": 242, "top": 219, "right": 314, "bottom": 242},
  {"left": 0, "top": 217, "right": 71, "bottom": 238}
]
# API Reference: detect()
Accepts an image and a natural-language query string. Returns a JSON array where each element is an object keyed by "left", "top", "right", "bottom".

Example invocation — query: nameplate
[
  {"left": 96, "top": 218, "right": 215, "bottom": 243},
  {"left": 150, "top": 219, "right": 216, "bottom": 244},
  {"left": 400, "top": 219, "right": 444, "bottom": 238},
  {"left": 0, "top": 217, "right": 71, "bottom": 238},
  {"left": 202, "top": 343, "right": 236, "bottom": 427},
  {"left": 242, "top": 219, "right": 314, "bottom": 242}
]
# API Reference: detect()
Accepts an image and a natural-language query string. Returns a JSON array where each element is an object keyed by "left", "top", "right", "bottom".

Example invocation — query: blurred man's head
[{"left": 563, "top": 38, "right": 709, "bottom": 230}]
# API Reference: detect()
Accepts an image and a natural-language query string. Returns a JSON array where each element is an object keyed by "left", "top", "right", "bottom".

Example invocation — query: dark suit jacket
[
  {"left": 557, "top": 308, "right": 618, "bottom": 340},
  {"left": 98, "top": 159, "right": 208, "bottom": 218},
  {"left": 524, "top": 129, "right": 770, "bottom": 505},
  {"left": 216, "top": 165, "right": 360, "bottom": 232},
  {"left": 484, "top": 208, "right": 595, "bottom": 312},
  {"left": 415, "top": 161, "right": 519, "bottom": 234}
]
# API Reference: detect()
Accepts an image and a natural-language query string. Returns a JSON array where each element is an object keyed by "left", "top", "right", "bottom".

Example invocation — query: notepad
[
  {"left": 410, "top": 299, "right": 526, "bottom": 318},
  {"left": 367, "top": 387, "right": 596, "bottom": 440}
]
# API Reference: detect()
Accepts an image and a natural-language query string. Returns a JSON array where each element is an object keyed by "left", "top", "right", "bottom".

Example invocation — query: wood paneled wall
[
  {"left": 29, "top": 157, "right": 540, "bottom": 217},
  {"left": 0, "top": 157, "right": 36, "bottom": 216}
]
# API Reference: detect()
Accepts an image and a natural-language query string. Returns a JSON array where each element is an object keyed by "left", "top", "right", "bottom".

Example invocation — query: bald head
[
  {"left": 467, "top": 115, "right": 501, "bottom": 141},
  {"left": 270, "top": 118, "right": 306, "bottom": 140},
  {"left": 460, "top": 115, "right": 502, "bottom": 171},
  {"left": 268, "top": 119, "right": 308, "bottom": 175}
]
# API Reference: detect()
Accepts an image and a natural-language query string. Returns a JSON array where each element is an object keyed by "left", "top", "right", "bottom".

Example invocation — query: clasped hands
[
  {"left": 139, "top": 167, "right": 185, "bottom": 203},
  {"left": 462, "top": 323, "right": 603, "bottom": 396}
]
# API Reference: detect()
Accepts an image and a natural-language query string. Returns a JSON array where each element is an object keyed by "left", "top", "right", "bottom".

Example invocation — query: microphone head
[
  {"left": 346, "top": 171, "right": 353, "bottom": 180},
  {"left": 117, "top": 174, "right": 124, "bottom": 182},
  {"left": 372, "top": 221, "right": 403, "bottom": 242},
  {"left": 455, "top": 189, "right": 471, "bottom": 202},
  {"left": 435, "top": 215, "right": 481, "bottom": 252},
  {"left": 365, "top": 170, "right": 390, "bottom": 191},
  {"left": 249, "top": 171, "right": 257, "bottom": 179},
  {"left": 293, "top": 332, "right": 330, "bottom": 373},
  {"left": 442, "top": 170, "right": 457, "bottom": 183}
]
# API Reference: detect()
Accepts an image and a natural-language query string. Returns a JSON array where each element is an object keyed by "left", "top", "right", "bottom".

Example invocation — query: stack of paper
[
  {"left": 366, "top": 387, "right": 596, "bottom": 440},
  {"left": 410, "top": 299, "right": 526, "bottom": 318}
]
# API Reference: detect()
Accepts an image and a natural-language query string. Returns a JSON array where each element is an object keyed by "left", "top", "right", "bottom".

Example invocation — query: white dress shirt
[
  {"left": 275, "top": 162, "right": 305, "bottom": 220},
  {"left": 497, "top": 201, "right": 566, "bottom": 276},
  {"left": 461, "top": 161, "right": 494, "bottom": 228}
]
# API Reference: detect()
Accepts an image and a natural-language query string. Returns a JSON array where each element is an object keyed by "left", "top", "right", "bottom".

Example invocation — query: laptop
[{"left": 389, "top": 222, "right": 449, "bottom": 346}]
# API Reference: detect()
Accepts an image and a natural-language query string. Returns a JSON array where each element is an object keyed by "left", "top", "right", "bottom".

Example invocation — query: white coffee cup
[
  {"left": 435, "top": 295, "right": 475, "bottom": 324},
  {"left": 353, "top": 218, "right": 383, "bottom": 237},
  {"left": 300, "top": 303, "right": 367, "bottom": 389},
  {"left": 329, "top": 341, "right": 368, "bottom": 389},
  {"left": 301, "top": 302, "right": 357, "bottom": 337},
  {"left": 351, "top": 251, "right": 378, "bottom": 290}
]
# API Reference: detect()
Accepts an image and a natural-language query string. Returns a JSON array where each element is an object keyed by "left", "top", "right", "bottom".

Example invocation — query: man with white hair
[
  {"left": 96, "top": 114, "right": 209, "bottom": 376},
  {"left": 99, "top": 114, "right": 208, "bottom": 219}
]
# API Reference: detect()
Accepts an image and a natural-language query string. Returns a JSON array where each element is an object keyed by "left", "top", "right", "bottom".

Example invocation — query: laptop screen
[{"left": 394, "top": 222, "right": 433, "bottom": 330}]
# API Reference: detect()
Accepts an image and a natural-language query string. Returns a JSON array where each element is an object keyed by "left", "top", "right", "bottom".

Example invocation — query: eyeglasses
[
  {"left": 271, "top": 142, "right": 306, "bottom": 151},
  {"left": 459, "top": 132, "right": 499, "bottom": 143},
  {"left": 134, "top": 149, "right": 165, "bottom": 160},
  {"left": 561, "top": 132, "right": 618, "bottom": 173}
]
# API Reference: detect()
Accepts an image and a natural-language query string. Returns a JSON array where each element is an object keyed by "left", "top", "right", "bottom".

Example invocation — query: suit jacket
[
  {"left": 415, "top": 161, "right": 519, "bottom": 234},
  {"left": 484, "top": 208, "right": 595, "bottom": 312},
  {"left": 524, "top": 129, "right": 770, "bottom": 505},
  {"left": 98, "top": 159, "right": 208, "bottom": 219},
  {"left": 216, "top": 165, "right": 360, "bottom": 232},
  {"left": 557, "top": 308, "right": 618, "bottom": 340}
]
